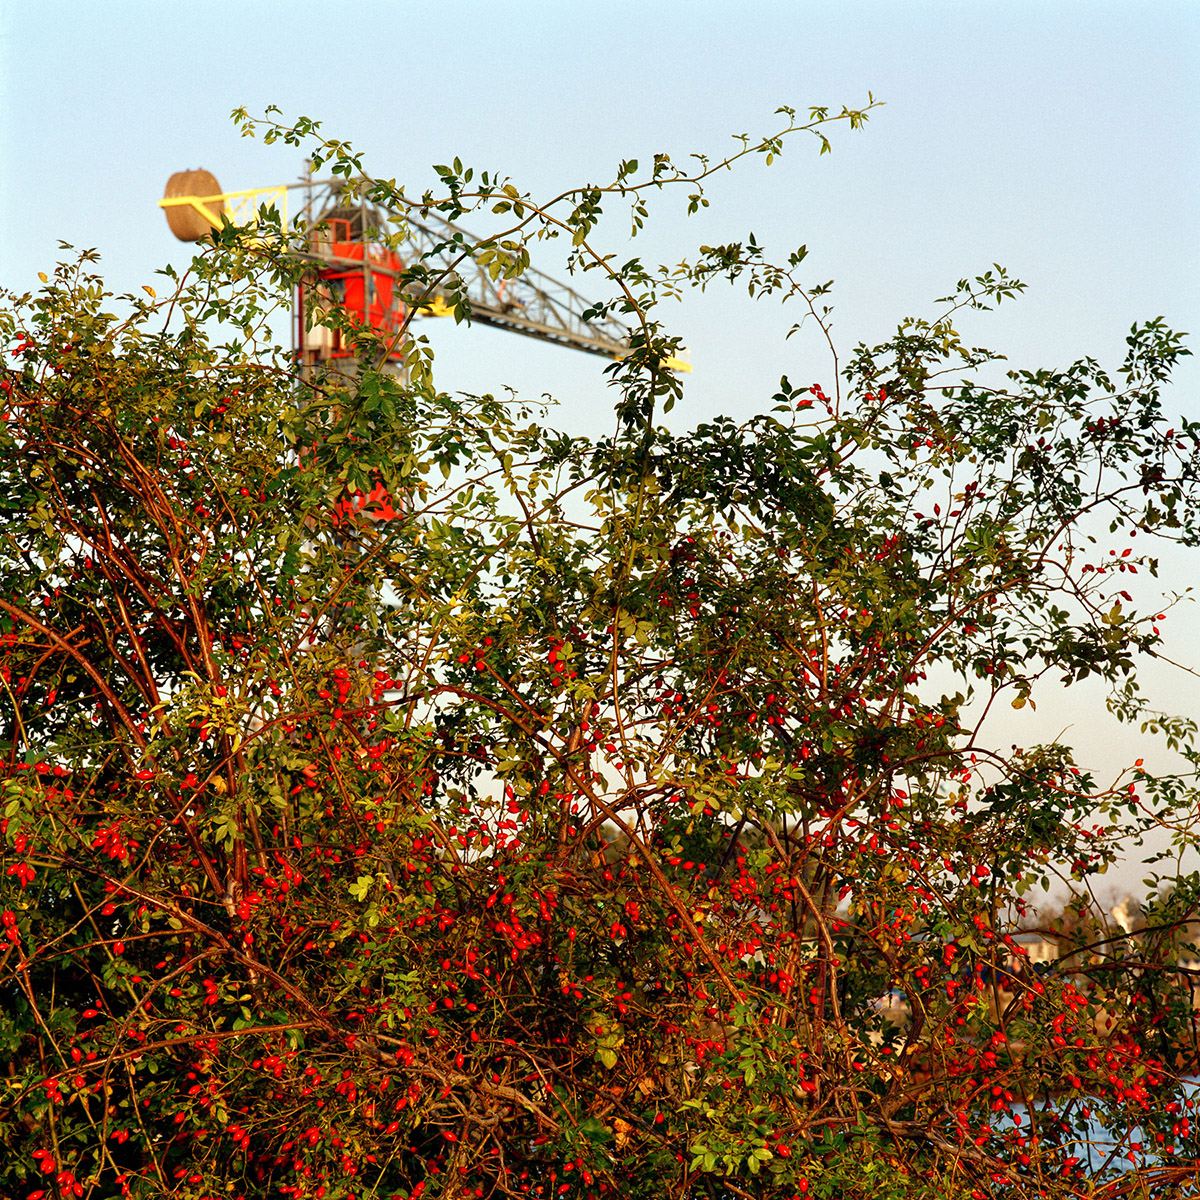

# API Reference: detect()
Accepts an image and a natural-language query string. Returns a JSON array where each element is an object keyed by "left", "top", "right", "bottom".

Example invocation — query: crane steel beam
[{"left": 160, "top": 177, "right": 690, "bottom": 370}]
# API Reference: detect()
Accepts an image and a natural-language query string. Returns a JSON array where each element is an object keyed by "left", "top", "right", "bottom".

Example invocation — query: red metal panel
[{"left": 310, "top": 244, "right": 406, "bottom": 358}]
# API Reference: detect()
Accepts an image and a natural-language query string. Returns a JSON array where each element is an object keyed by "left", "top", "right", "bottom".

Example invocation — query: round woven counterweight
[{"left": 163, "top": 170, "right": 225, "bottom": 241}]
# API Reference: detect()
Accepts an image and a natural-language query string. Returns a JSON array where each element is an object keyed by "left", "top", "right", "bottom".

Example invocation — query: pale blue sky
[
  {"left": 3, "top": 2, "right": 1196, "bottom": 417},
  {"left": 2, "top": 1, "right": 1199, "bottom": 863}
]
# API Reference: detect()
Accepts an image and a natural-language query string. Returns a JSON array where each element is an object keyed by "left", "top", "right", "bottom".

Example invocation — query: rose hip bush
[{"left": 0, "top": 109, "right": 1197, "bottom": 1199}]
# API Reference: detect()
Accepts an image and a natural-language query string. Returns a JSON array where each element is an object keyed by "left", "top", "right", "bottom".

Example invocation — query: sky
[{"left": 2, "top": 0, "right": 1198, "bottom": 889}]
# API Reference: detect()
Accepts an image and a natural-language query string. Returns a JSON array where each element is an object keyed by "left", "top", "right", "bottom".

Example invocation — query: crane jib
[{"left": 159, "top": 172, "right": 689, "bottom": 371}]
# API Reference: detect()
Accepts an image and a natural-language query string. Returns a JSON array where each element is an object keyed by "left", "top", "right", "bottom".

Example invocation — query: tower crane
[{"left": 160, "top": 168, "right": 690, "bottom": 374}]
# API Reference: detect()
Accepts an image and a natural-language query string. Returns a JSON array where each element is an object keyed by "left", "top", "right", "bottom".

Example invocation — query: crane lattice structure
[{"left": 160, "top": 171, "right": 689, "bottom": 371}]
